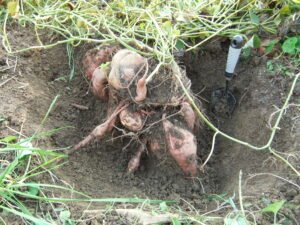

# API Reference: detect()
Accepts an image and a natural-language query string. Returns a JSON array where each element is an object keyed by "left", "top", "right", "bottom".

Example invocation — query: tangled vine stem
[{"left": 172, "top": 61, "right": 300, "bottom": 171}]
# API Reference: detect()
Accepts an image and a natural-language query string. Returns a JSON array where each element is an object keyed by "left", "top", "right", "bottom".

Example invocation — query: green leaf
[
  {"left": 249, "top": 11, "right": 259, "bottom": 24},
  {"left": 59, "top": 210, "right": 71, "bottom": 223},
  {"left": 17, "top": 140, "right": 33, "bottom": 159},
  {"left": 207, "top": 193, "right": 227, "bottom": 201},
  {"left": 252, "top": 35, "right": 261, "bottom": 48},
  {"left": 267, "top": 60, "right": 274, "bottom": 71},
  {"left": 242, "top": 47, "right": 252, "bottom": 58},
  {"left": 7, "top": 1, "right": 19, "bottom": 17},
  {"left": 162, "top": 20, "right": 173, "bottom": 34},
  {"left": 243, "top": 35, "right": 261, "bottom": 48},
  {"left": 28, "top": 184, "right": 39, "bottom": 196},
  {"left": 262, "top": 200, "right": 285, "bottom": 214},
  {"left": 224, "top": 216, "right": 249, "bottom": 225},
  {"left": 296, "top": 36, "right": 300, "bottom": 50},
  {"left": 175, "top": 39, "right": 185, "bottom": 50},
  {"left": 100, "top": 62, "right": 110, "bottom": 70},
  {"left": 0, "top": 136, "right": 17, "bottom": 143},
  {"left": 282, "top": 37, "right": 298, "bottom": 54},
  {"left": 171, "top": 217, "right": 181, "bottom": 225},
  {"left": 159, "top": 201, "right": 168, "bottom": 212},
  {"left": 280, "top": 5, "right": 291, "bottom": 15},
  {"left": 265, "top": 40, "right": 278, "bottom": 54},
  {"left": 139, "top": 22, "right": 145, "bottom": 30},
  {"left": 173, "top": 29, "right": 180, "bottom": 37},
  {"left": 0, "top": 158, "right": 18, "bottom": 181}
]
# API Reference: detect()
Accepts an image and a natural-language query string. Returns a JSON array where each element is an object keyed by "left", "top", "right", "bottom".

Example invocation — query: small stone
[
  {"left": 279, "top": 185, "right": 287, "bottom": 192},
  {"left": 191, "top": 193, "right": 199, "bottom": 198},
  {"left": 286, "top": 189, "right": 298, "bottom": 199},
  {"left": 2, "top": 120, "right": 9, "bottom": 126},
  {"left": 172, "top": 184, "right": 179, "bottom": 190},
  {"left": 291, "top": 194, "right": 300, "bottom": 204},
  {"left": 193, "top": 199, "right": 202, "bottom": 206},
  {"left": 293, "top": 208, "right": 300, "bottom": 217},
  {"left": 293, "top": 83, "right": 300, "bottom": 96},
  {"left": 252, "top": 56, "right": 260, "bottom": 66},
  {"left": 192, "top": 183, "right": 200, "bottom": 192},
  {"left": 140, "top": 165, "right": 145, "bottom": 172}
]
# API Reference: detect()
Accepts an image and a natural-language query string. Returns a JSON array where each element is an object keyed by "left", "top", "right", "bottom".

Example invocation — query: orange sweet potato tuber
[
  {"left": 180, "top": 101, "right": 196, "bottom": 130},
  {"left": 135, "top": 77, "right": 147, "bottom": 102},
  {"left": 108, "top": 49, "right": 147, "bottom": 92},
  {"left": 127, "top": 144, "right": 145, "bottom": 173},
  {"left": 91, "top": 67, "right": 109, "bottom": 100},
  {"left": 73, "top": 102, "right": 128, "bottom": 152},
  {"left": 82, "top": 46, "right": 119, "bottom": 80},
  {"left": 162, "top": 114, "right": 198, "bottom": 176},
  {"left": 119, "top": 108, "right": 144, "bottom": 132}
]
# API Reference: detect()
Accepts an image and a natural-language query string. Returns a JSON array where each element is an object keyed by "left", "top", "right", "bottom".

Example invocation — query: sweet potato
[
  {"left": 73, "top": 102, "right": 128, "bottom": 151},
  {"left": 162, "top": 114, "right": 198, "bottom": 176},
  {"left": 83, "top": 46, "right": 119, "bottom": 79},
  {"left": 135, "top": 77, "right": 147, "bottom": 102},
  {"left": 91, "top": 67, "right": 109, "bottom": 100},
  {"left": 108, "top": 49, "right": 147, "bottom": 90},
  {"left": 119, "top": 108, "right": 144, "bottom": 131},
  {"left": 180, "top": 102, "right": 196, "bottom": 130},
  {"left": 127, "top": 144, "right": 144, "bottom": 173}
]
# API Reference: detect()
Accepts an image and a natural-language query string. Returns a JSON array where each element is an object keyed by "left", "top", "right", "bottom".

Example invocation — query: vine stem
[
  {"left": 270, "top": 148, "right": 300, "bottom": 177},
  {"left": 200, "top": 131, "right": 219, "bottom": 171}
]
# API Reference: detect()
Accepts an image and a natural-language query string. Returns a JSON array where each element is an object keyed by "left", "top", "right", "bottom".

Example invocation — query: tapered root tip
[{"left": 135, "top": 78, "right": 147, "bottom": 102}]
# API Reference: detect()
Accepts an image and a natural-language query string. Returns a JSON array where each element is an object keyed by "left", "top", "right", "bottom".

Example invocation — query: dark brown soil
[{"left": 0, "top": 25, "right": 299, "bottom": 224}]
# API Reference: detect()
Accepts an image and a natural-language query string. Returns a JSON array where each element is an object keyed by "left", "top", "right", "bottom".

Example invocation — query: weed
[
  {"left": 262, "top": 200, "right": 285, "bottom": 225},
  {"left": 1, "top": 0, "right": 288, "bottom": 75}
]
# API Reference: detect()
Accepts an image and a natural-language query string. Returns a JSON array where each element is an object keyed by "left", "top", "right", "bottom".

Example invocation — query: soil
[{"left": 0, "top": 25, "right": 299, "bottom": 224}]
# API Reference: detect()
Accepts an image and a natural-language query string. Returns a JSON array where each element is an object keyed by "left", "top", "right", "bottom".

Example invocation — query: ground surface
[{"left": 0, "top": 25, "right": 299, "bottom": 224}]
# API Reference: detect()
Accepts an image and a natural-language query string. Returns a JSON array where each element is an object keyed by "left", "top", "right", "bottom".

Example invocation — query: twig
[
  {"left": 5, "top": 126, "right": 27, "bottom": 138},
  {"left": 71, "top": 103, "right": 89, "bottom": 110},
  {"left": 140, "top": 110, "right": 181, "bottom": 134},
  {"left": 0, "top": 76, "right": 16, "bottom": 88},
  {"left": 239, "top": 170, "right": 245, "bottom": 217},
  {"left": 245, "top": 173, "right": 300, "bottom": 190}
]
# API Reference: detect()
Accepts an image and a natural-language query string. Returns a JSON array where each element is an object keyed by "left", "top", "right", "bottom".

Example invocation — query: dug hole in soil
[{"left": 0, "top": 27, "right": 299, "bottom": 215}]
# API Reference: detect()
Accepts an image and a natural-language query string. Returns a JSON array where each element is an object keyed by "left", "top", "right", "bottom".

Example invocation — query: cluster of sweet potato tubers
[{"left": 72, "top": 45, "right": 200, "bottom": 177}]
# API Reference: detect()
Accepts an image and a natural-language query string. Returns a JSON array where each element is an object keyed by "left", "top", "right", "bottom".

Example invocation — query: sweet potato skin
[
  {"left": 91, "top": 68, "right": 109, "bottom": 100},
  {"left": 127, "top": 144, "right": 144, "bottom": 173},
  {"left": 108, "top": 49, "right": 147, "bottom": 90},
  {"left": 180, "top": 101, "right": 196, "bottom": 130},
  {"left": 73, "top": 102, "right": 128, "bottom": 152},
  {"left": 162, "top": 115, "right": 198, "bottom": 176},
  {"left": 135, "top": 77, "right": 147, "bottom": 102},
  {"left": 119, "top": 108, "right": 144, "bottom": 132},
  {"left": 82, "top": 46, "right": 119, "bottom": 79}
]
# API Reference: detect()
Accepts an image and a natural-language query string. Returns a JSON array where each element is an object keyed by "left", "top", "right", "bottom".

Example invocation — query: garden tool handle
[{"left": 225, "top": 35, "right": 244, "bottom": 80}]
